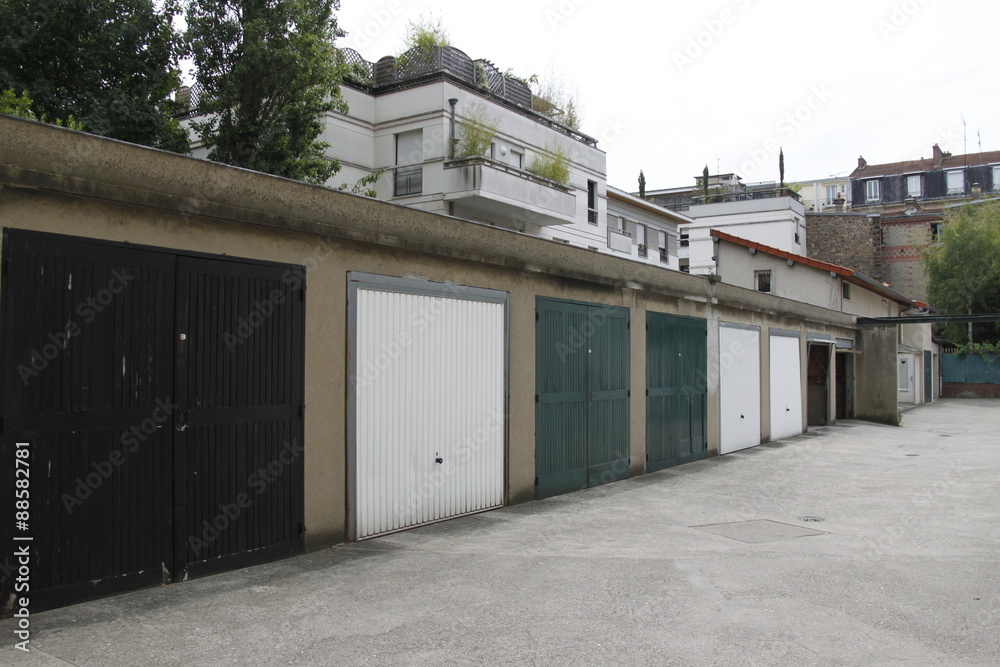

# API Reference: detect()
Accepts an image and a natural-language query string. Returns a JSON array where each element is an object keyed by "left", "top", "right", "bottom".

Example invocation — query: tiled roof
[
  {"left": 710, "top": 229, "right": 914, "bottom": 306},
  {"left": 851, "top": 150, "right": 1000, "bottom": 178}
]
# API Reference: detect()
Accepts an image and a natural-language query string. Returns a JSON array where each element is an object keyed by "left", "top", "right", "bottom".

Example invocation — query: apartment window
[
  {"left": 906, "top": 174, "right": 922, "bottom": 198},
  {"left": 587, "top": 180, "right": 598, "bottom": 224},
  {"left": 755, "top": 270, "right": 772, "bottom": 293},
  {"left": 946, "top": 170, "right": 964, "bottom": 195},
  {"left": 865, "top": 179, "right": 880, "bottom": 202},
  {"left": 931, "top": 222, "right": 943, "bottom": 242},
  {"left": 637, "top": 223, "right": 647, "bottom": 257},
  {"left": 394, "top": 129, "right": 423, "bottom": 196},
  {"left": 680, "top": 230, "right": 690, "bottom": 247},
  {"left": 842, "top": 281, "right": 851, "bottom": 300},
  {"left": 825, "top": 184, "right": 839, "bottom": 205}
]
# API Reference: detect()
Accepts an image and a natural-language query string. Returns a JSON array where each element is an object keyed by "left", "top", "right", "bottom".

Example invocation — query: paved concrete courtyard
[{"left": 3, "top": 399, "right": 999, "bottom": 666}]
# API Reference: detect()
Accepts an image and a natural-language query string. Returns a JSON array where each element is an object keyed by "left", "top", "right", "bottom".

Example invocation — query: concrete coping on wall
[{"left": 0, "top": 115, "right": 856, "bottom": 330}]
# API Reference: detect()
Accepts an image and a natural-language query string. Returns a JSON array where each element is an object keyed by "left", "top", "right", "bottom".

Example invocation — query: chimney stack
[
  {"left": 857, "top": 156, "right": 867, "bottom": 170},
  {"left": 931, "top": 143, "right": 949, "bottom": 168}
]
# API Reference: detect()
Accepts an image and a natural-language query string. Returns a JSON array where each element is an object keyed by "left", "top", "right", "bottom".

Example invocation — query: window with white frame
[
  {"left": 906, "top": 174, "right": 922, "bottom": 198},
  {"left": 587, "top": 180, "right": 598, "bottom": 224},
  {"left": 755, "top": 270, "right": 772, "bottom": 293},
  {"left": 865, "top": 180, "right": 880, "bottom": 202},
  {"left": 636, "top": 223, "right": 647, "bottom": 257},
  {"left": 394, "top": 129, "right": 423, "bottom": 196},
  {"left": 946, "top": 170, "right": 964, "bottom": 195},
  {"left": 825, "top": 184, "right": 839, "bottom": 205},
  {"left": 993, "top": 166, "right": 1000, "bottom": 191}
]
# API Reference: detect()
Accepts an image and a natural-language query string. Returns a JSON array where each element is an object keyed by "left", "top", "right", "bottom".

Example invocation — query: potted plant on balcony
[
  {"left": 456, "top": 102, "right": 500, "bottom": 158},
  {"left": 528, "top": 142, "right": 570, "bottom": 186}
]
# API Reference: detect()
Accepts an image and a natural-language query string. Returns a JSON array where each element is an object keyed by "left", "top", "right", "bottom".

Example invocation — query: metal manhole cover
[{"left": 691, "top": 519, "right": 826, "bottom": 543}]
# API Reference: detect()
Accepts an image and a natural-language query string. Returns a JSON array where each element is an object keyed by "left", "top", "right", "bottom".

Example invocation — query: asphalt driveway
[{"left": 3, "top": 398, "right": 999, "bottom": 666}]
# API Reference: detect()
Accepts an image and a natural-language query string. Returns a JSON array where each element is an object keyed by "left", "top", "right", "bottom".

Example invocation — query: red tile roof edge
[{"left": 710, "top": 229, "right": 914, "bottom": 306}]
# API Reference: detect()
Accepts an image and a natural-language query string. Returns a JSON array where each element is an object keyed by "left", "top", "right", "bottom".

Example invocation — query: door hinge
[
  {"left": 299, "top": 522, "right": 305, "bottom": 537},
  {"left": 627, "top": 390, "right": 630, "bottom": 397},
  {"left": 535, "top": 311, "right": 539, "bottom": 321},
  {"left": 300, "top": 287, "right": 306, "bottom": 301},
  {"left": 645, "top": 389, "right": 649, "bottom": 396},
  {"left": 299, "top": 405, "right": 305, "bottom": 418},
  {"left": 535, "top": 394, "right": 538, "bottom": 403},
  {"left": 534, "top": 476, "right": 539, "bottom": 486},
  {"left": 1, "top": 257, "right": 8, "bottom": 276}
]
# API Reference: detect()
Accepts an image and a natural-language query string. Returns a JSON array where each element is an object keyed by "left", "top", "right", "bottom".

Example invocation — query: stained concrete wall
[
  {"left": 856, "top": 325, "right": 900, "bottom": 424},
  {"left": 0, "top": 115, "right": 889, "bottom": 549}
]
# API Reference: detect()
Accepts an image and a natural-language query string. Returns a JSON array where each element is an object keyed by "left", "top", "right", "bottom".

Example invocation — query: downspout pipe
[{"left": 448, "top": 98, "right": 458, "bottom": 159}]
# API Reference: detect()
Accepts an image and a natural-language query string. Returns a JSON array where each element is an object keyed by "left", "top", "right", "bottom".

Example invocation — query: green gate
[
  {"left": 535, "top": 298, "right": 630, "bottom": 500},
  {"left": 646, "top": 313, "right": 707, "bottom": 472}
]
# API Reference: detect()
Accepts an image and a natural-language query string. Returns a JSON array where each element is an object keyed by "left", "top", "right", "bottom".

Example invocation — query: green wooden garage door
[
  {"left": 535, "top": 298, "right": 629, "bottom": 500},
  {"left": 646, "top": 313, "right": 707, "bottom": 472}
]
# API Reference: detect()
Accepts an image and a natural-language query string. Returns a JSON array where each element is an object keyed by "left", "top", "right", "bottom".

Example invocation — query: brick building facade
[{"left": 807, "top": 212, "right": 940, "bottom": 303}]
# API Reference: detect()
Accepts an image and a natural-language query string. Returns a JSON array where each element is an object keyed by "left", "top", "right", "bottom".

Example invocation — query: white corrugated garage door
[
  {"left": 348, "top": 273, "right": 507, "bottom": 540},
  {"left": 769, "top": 332, "right": 804, "bottom": 441},
  {"left": 719, "top": 324, "right": 761, "bottom": 454}
]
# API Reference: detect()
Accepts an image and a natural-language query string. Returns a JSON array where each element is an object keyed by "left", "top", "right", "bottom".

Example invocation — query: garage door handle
[
  {"left": 435, "top": 457, "right": 443, "bottom": 464},
  {"left": 786, "top": 407, "right": 790, "bottom": 412},
  {"left": 740, "top": 414, "right": 745, "bottom": 420}
]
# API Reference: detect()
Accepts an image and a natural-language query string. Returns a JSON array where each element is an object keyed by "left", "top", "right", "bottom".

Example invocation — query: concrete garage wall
[
  {"left": 0, "top": 116, "right": 885, "bottom": 549},
  {"left": 855, "top": 325, "right": 900, "bottom": 424}
]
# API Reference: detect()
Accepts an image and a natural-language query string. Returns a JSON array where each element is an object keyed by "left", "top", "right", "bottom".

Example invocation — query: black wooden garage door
[{"left": 0, "top": 231, "right": 304, "bottom": 612}]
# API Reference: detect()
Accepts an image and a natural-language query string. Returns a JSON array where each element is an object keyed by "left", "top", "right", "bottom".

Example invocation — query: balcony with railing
[
  {"left": 338, "top": 46, "right": 597, "bottom": 147},
  {"left": 441, "top": 156, "right": 576, "bottom": 227}
]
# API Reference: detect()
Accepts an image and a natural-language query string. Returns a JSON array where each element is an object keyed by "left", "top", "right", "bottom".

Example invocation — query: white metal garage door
[
  {"left": 348, "top": 274, "right": 507, "bottom": 540},
  {"left": 769, "top": 332, "right": 804, "bottom": 441},
  {"left": 719, "top": 324, "right": 761, "bottom": 454}
]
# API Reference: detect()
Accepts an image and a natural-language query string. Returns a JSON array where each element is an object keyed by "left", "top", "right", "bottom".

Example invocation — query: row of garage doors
[{"left": 1, "top": 231, "right": 813, "bottom": 609}]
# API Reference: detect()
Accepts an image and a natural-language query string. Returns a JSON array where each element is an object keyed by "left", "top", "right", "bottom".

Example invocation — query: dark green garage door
[
  {"left": 535, "top": 298, "right": 629, "bottom": 500},
  {"left": 646, "top": 312, "right": 707, "bottom": 472}
]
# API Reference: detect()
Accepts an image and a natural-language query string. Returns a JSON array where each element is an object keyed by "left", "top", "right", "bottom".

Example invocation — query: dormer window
[
  {"left": 906, "top": 174, "right": 922, "bottom": 198},
  {"left": 865, "top": 180, "right": 880, "bottom": 202},
  {"left": 946, "top": 170, "right": 964, "bottom": 195}
]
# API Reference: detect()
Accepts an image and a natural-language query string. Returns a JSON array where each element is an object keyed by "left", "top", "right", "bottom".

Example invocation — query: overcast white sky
[{"left": 336, "top": 0, "right": 998, "bottom": 191}]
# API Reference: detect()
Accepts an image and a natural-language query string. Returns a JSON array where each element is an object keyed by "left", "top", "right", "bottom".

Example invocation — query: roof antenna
[{"left": 961, "top": 114, "right": 967, "bottom": 163}]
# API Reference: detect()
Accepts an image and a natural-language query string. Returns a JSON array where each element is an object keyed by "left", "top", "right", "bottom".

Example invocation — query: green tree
[
  {"left": 638, "top": 170, "right": 646, "bottom": 199},
  {"left": 0, "top": 0, "right": 187, "bottom": 151},
  {"left": 186, "top": 0, "right": 348, "bottom": 184},
  {"left": 923, "top": 203, "right": 1000, "bottom": 344},
  {"left": 0, "top": 88, "right": 84, "bottom": 129},
  {"left": 400, "top": 14, "right": 451, "bottom": 52}
]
